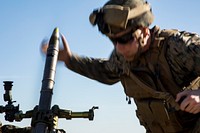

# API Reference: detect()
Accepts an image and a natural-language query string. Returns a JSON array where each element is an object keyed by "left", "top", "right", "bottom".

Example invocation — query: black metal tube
[{"left": 33, "top": 28, "right": 60, "bottom": 133}]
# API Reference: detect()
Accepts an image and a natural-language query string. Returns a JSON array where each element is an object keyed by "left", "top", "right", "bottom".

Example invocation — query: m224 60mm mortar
[{"left": 0, "top": 28, "right": 98, "bottom": 133}]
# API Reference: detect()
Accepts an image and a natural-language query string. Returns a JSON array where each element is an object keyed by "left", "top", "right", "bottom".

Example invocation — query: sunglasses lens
[{"left": 110, "top": 31, "right": 134, "bottom": 45}]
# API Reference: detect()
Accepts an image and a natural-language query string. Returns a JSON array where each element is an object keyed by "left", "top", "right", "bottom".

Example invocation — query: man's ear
[
  {"left": 134, "top": 27, "right": 149, "bottom": 39},
  {"left": 137, "top": 27, "right": 150, "bottom": 48}
]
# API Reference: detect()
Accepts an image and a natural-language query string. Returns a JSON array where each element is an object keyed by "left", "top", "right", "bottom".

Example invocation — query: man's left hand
[{"left": 176, "top": 89, "right": 200, "bottom": 114}]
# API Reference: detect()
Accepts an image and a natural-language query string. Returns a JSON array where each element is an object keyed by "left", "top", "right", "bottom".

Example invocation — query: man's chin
[{"left": 124, "top": 56, "right": 134, "bottom": 62}]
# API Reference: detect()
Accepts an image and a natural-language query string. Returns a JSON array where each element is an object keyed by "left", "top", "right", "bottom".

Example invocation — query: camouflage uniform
[{"left": 67, "top": 25, "right": 200, "bottom": 133}]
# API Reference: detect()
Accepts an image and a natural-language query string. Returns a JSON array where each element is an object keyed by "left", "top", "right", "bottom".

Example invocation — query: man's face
[
  {"left": 109, "top": 28, "right": 142, "bottom": 61},
  {"left": 115, "top": 38, "right": 139, "bottom": 61}
]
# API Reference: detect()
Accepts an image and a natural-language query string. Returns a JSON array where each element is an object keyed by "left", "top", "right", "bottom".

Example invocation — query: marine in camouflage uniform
[
  {"left": 40, "top": 0, "right": 200, "bottom": 132},
  {"left": 67, "top": 25, "right": 200, "bottom": 133}
]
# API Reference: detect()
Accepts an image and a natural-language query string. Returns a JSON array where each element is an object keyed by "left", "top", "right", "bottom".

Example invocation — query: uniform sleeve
[
  {"left": 166, "top": 31, "right": 200, "bottom": 85},
  {"left": 67, "top": 50, "right": 121, "bottom": 85}
]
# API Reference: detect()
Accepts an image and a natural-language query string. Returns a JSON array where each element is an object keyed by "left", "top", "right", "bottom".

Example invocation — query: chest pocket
[{"left": 120, "top": 74, "right": 154, "bottom": 99}]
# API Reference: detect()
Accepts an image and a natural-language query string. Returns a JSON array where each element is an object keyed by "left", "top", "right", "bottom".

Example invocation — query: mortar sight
[{"left": 3, "top": 81, "right": 13, "bottom": 102}]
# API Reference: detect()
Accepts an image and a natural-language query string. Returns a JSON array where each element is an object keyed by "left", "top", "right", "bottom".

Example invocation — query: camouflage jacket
[
  {"left": 67, "top": 25, "right": 200, "bottom": 132},
  {"left": 68, "top": 25, "right": 200, "bottom": 98}
]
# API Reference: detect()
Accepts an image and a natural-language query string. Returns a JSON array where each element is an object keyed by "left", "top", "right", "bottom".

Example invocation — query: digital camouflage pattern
[
  {"left": 67, "top": 25, "right": 200, "bottom": 133},
  {"left": 166, "top": 30, "right": 200, "bottom": 86}
]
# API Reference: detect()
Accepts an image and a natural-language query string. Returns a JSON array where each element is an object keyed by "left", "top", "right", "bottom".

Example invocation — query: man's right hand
[{"left": 41, "top": 34, "right": 72, "bottom": 67}]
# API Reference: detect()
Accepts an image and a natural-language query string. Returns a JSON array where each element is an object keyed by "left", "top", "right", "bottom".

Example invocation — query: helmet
[{"left": 89, "top": 0, "right": 154, "bottom": 36}]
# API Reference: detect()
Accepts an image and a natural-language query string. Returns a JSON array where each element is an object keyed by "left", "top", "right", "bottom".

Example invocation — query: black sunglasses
[{"left": 109, "top": 30, "right": 135, "bottom": 45}]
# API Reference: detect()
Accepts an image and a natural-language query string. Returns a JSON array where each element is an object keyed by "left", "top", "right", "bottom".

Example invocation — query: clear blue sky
[{"left": 0, "top": 1, "right": 200, "bottom": 133}]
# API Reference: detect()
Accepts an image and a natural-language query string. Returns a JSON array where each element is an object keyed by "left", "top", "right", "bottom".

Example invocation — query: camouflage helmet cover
[{"left": 89, "top": 0, "right": 154, "bottom": 36}]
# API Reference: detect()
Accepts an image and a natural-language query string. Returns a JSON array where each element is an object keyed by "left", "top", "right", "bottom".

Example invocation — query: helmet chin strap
[
  {"left": 134, "top": 31, "right": 151, "bottom": 61},
  {"left": 130, "top": 30, "right": 145, "bottom": 61},
  {"left": 133, "top": 38, "right": 143, "bottom": 61}
]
